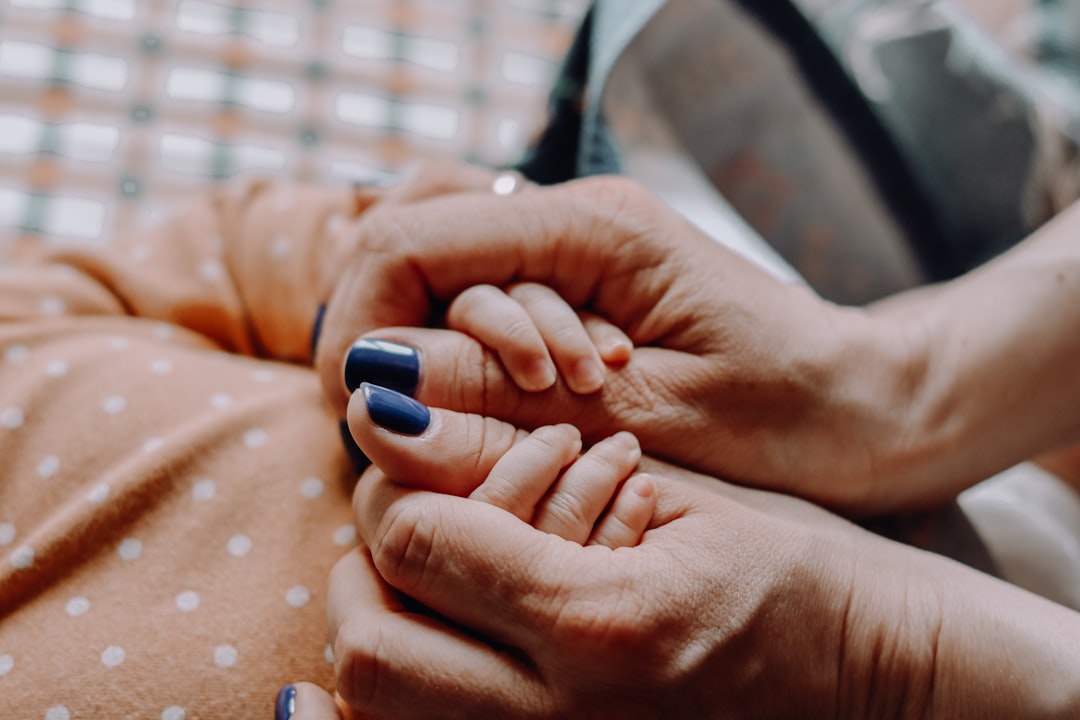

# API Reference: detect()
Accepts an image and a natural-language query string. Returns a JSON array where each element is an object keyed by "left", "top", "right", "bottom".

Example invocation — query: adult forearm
[
  {"left": 837, "top": 532, "right": 1080, "bottom": 719},
  {"left": 865, "top": 201, "right": 1080, "bottom": 502},
  {"left": 929, "top": 559, "right": 1080, "bottom": 718}
]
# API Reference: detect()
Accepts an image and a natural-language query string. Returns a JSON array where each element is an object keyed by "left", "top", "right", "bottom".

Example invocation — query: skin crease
[
  {"left": 316, "top": 171, "right": 1080, "bottom": 517},
  {"left": 286, "top": 398, "right": 1080, "bottom": 719},
  {"left": 316, "top": 174, "right": 918, "bottom": 515},
  {"left": 284, "top": 163, "right": 1080, "bottom": 719}
]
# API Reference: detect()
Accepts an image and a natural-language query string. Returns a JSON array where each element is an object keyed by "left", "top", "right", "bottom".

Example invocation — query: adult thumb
[
  {"left": 345, "top": 382, "right": 530, "bottom": 497},
  {"left": 278, "top": 682, "right": 350, "bottom": 720}
]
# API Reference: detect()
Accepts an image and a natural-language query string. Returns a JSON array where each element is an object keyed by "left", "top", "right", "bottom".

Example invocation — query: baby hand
[
  {"left": 446, "top": 282, "right": 632, "bottom": 394},
  {"left": 469, "top": 425, "right": 656, "bottom": 548}
]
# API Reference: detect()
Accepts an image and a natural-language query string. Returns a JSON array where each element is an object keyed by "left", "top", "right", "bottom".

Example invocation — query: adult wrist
[{"left": 799, "top": 302, "right": 935, "bottom": 513}]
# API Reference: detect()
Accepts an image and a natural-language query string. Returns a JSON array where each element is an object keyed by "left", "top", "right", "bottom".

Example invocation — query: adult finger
[
  {"left": 284, "top": 683, "right": 349, "bottom": 720},
  {"left": 326, "top": 548, "right": 543, "bottom": 719},
  {"left": 316, "top": 176, "right": 689, "bottom": 415},
  {"left": 353, "top": 470, "right": 590, "bottom": 651},
  {"left": 341, "top": 327, "right": 714, "bottom": 467},
  {"left": 345, "top": 381, "right": 526, "bottom": 496}
]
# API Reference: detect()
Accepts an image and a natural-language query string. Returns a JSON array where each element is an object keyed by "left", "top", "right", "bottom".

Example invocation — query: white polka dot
[
  {"left": 324, "top": 643, "right": 334, "bottom": 663},
  {"left": 270, "top": 234, "right": 292, "bottom": 258},
  {"left": 227, "top": 534, "right": 251, "bottom": 557},
  {"left": 143, "top": 437, "right": 165, "bottom": 453},
  {"left": 200, "top": 260, "right": 226, "bottom": 283},
  {"left": 243, "top": 428, "right": 267, "bottom": 448},
  {"left": 285, "top": 585, "right": 310, "bottom": 608},
  {"left": 87, "top": 483, "right": 110, "bottom": 504},
  {"left": 161, "top": 706, "right": 186, "bottom": 720},
  {"left": 102, "top": 395, "right": 127, "bottom": 414},
  {"left": 150, "top": 359, "right": 173, "bottom": 375},
  {"left": 300, "top": 477, "right": 325, "bottom": 499},
  {"left": 45, "top": 706, "right": 70, "bottom": 720},
  {"left": 4, "top": 344, "right": 27, "bottom": 364},
  {"left": 36, "top": 455, "right": 60, "bottom": 478},
  {"left": 192, "top": 478, "right": 216, "bottom": 502},
  {"left": 0, "top": 654, "right": 12, "bottom": 676},
  {"left": 1, "top": 407, "right": 24, "bottom": 429},
  {"left": 214, "top": 644, "right": 238, "bottom": 667},
  {"left": 39, "top": 296, "right": 66, "bottom": 315},
  {"left": 45, "top": 359, "right": 68, "bottom": 377},
  {"left": 107, "top": 336, "right": 130, "bottom": 350},
  {"left": 153, "top": 323, "right": 174, "bottom": 341},
  {"left": 117, "top": 538, "right": 142, "bottom": 561},
  {"left": 252, "top": 369, "right": 274, "bottom": 383},
  {"left": 131, "top": 244, "right": 152, "bottom": 263},
  {"left": 333, "top": 524, "right": 356, "bottom": 547},
  {"left": 209, "top": 393, "right": 233, "bottom": 409},
  {"left": 101, "top": 645, "right": 125, "bottom": 667},
  {"left": 10, "top": 545, "right": 33, "bottom": 569},
  {"left": 0, "top": 523, "right": 13, "bottom": 546},
  {"left": 66, "top": 596, "right": 90, "bottom": 616},
  {"left": 175, "top": 590, "right": 199, "bottom": 612}
]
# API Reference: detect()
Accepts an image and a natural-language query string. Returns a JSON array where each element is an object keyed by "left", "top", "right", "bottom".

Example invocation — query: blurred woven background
[{"left": 0, "top": 0, "right": 588, "bottom": 257}]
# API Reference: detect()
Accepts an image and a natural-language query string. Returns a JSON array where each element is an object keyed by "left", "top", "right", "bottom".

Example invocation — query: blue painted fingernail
[
  {"left": 344, "top": 339, "right": 419, "bottom": 396},
  {"left": 310, "top": 303, "right": 326, "bottom": 361},
  {"left": 275, "top": 685, "right": 296, "bottom": 720},
  {"left": 339, "top": 420, "right": 371, "bottom": 474},
  {"left": 363, "top": 383, "right": 430, "bottom": 436}
]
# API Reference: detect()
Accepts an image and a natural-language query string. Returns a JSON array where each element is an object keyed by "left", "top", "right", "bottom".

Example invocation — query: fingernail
[
  {"left": 339, "top": 420, "right": 371, "bottom": 474},
  {"left": 310, "top": 303, "right": 326, "bottom": 361},
  {"left": 363, "top": 383, "right": 430, "bottom": 436},
  {"left": 572, "top": 358, "right": 605, "bottom": 393},
  {"left": 275, "top": 685, "right": 296, "bottom": 720},
  {"left": 524, "top": 356, "right": 557, "bottom": 391},
  {"left": 344, "top": 339, "right": 419, "bottom": 396}
]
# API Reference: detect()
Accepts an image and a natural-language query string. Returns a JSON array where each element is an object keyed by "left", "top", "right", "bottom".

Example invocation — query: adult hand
[
  {"left": 289, "top": 400, "right": 1080, "bottom": 719},
  {"left": 316, "top": 174, "right": 929, "bottom": 513}
]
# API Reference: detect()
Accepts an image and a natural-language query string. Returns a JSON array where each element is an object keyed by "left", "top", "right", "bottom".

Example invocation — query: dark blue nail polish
[
  {"left": 363, "top": 383, "right": 430, "bottom": 436},
  {"left": 339, "top": 420, "right": 371, "bottom": 474},
  {"left": 344, "top": 339, "right": 419, "bottom": 395},
  {"left": 310, "top": 303, "right": 326, "bottom": 361},
  {"left": 275, "top": 685, "right": 296, "bottom": 720}
]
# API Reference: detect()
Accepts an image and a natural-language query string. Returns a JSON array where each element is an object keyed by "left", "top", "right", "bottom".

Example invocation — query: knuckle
[
  {"left": 551, "top": 580, "right": 655, "bottom": 652},
  {"left": 549, "top": 322, "right": 590, "bottom": 351},
  {"left": 542, "top": 490, "right": 593, "bottom": 533},
  {"left": 334, "top": 620, "right": 383, "bottom": 709},
  {"left": 369, "top": 499, "right": 434, "bottom": 593},
  {"left": 358, "top": 205, "right": 410, "bottom": 249},
  {"left": 575, "top": 175, "right": 653, "bottom": 216},
  {"left": 502, "top": 315, "right": 541, "bottom": 345},
  {"left": 506, "top": 281, "right": 550, "bottom": 304},
  {"left": 449, "top": 340, "right": 517, "bottom": 416}
]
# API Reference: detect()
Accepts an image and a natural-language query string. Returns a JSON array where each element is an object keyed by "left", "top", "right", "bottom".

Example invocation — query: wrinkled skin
[{"left": 316, "top": 171, "right": 924, "bottom": 514}]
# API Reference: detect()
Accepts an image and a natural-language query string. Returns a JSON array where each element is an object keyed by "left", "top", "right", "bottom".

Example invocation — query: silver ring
[{"left": 491, "top": 170, "right": 525, "bottom": 196}]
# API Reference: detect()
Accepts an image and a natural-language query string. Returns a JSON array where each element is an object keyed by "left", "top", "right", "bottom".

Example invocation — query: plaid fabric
[{"left": 0, "top": 0, "right": 588, "bottom": 256}]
